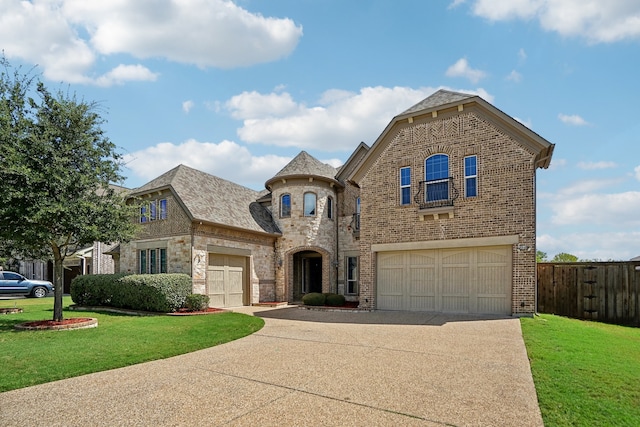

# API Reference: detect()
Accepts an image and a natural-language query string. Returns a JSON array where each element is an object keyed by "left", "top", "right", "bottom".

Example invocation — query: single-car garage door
[
  {"left": 377, "top": 246, "right": 512, "bottom": 314},
  {"left": 207, "top": 254, "right": 246, "bottom": 308}
]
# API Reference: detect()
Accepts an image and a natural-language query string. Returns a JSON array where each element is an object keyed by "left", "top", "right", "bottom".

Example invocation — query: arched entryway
[{"left": 292, "top": 250, "right": 323, "bottom": 301}]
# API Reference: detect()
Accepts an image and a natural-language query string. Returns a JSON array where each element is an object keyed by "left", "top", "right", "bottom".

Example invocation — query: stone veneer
[{"left": 357, "top": 110, "right": 538, "bottom": 315}]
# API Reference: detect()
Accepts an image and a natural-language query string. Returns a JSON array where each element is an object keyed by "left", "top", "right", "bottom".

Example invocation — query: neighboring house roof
[
  {"left": 131, "top": 164, "right": 281, "bottom": 235},
  {"left": 265, "top": 151, "right": 342, "bottom": 190},
  {"left": 336, "top": 142, "right": 370, "bottom": 184},
  {"left": 349, "top": 89, "right": 555, "bottom": 184},
  {"left": 631, "top": 256, "right": 640, "bottom": 261}
]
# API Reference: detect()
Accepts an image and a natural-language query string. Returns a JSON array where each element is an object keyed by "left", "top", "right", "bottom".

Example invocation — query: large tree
[{"left": 0, "top": 58, "right": 137, "bottom": 321}]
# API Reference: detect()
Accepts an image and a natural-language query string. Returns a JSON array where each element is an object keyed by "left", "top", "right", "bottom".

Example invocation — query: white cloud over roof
[{"left": 0, "top": 0, "right": 303, "bottom": 86}]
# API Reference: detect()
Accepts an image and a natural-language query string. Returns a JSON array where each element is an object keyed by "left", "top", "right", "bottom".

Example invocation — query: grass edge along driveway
[
  {"left": 0, "top": 297, "right": 264, "bottom": 392},
  {"left": 521, "top": 313, "right": 640, "bottom": 427}
]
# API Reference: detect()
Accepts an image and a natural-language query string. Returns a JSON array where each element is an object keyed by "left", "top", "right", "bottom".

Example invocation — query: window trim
[
  {"left": 464, "top": 155, "right": 478, "bottom": 198},
  {"left": 400, "top": 166, "right": 411, "bottom": 205},
  {"left": 280, "top": 193, "right": 291, "bottom": 218},
  {"left": 303, "top": 192, "right": 317, "bottom": 217},
  {"left": 140, "top": 198, "right": 168, "bottom": 223}
]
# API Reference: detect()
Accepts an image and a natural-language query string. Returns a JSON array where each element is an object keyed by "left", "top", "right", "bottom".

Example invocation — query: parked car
[{"left": 0, "top": 271, "right": 54, "bottom": 298}]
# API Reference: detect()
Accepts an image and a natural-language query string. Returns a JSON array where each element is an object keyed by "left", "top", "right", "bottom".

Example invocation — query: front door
[{"left": 293, "top": 251, "right": 322, "bottom": 301}]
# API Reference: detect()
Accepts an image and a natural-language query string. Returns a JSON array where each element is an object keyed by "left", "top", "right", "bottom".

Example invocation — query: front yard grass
[
  {"left": 521, "top": 314, "right": 640, "bottom": 426},
  {"left": 0, "top": 297, "right": 264, "bottom": 392}
]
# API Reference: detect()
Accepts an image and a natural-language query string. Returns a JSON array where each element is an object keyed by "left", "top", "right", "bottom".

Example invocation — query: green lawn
[
  {"left": 0, "top": 296, "right": 264, "bottom": 392},
  {"left": 521, "top": 314, "right": 640, "bottom": 427}
]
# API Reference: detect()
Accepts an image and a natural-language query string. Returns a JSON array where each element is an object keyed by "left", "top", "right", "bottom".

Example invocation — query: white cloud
[
  {"left": 558, "top": 113, "right": 590, "bottom": 126},
  {"left": 123, "top": 139, "right": 291, "bottom": 190},
  {"left": 506, "top": 70, "right": 522, "bottom": 82},
  {"left": 557, "top": 178, "right": 623, "bottom": 196},
  {"left": 448, "top": 0, "right": 467, "bottom": 9},
  {"left": 182, "top": 100, "right": 195, "bottom": 114},
  {"left": 550, "top": 191, "right": 640, "bottom": 227},
  {"left": 514, "top": 116, "right": 532, "bottom": 128},
  {"left": 445, "top": 58, "right": 487, "bottom": 83},
  {"left": 95, "top": 64, "right": 159, "bottom": 87},
  {"left": 577, "top": 161, "right": 617, "bottom": 170},
  {"left": 225, "top": 86, "right": 493, "bottom": 151},
  {"left": 0, "top": 0, "right": 302, "bottom": 85},
  {"left": 518, "top": 48, "right": 527, "bottom": 62},
  {"left": 470, "top": 0, "right": 640, "bottom": 43},
  {"left": 635, "top": 165, "right": 640, "bottom": 181},
  {"left": 548, "top": 158, "right": 567, "bottom": 170}
]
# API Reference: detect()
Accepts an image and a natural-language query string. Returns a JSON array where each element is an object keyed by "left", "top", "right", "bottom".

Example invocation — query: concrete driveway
[{"left": 0, "top": 306, "right": 542, "bottom": 426}]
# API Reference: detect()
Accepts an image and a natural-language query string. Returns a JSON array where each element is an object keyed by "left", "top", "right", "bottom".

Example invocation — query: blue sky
[{"left": 2, "top": 0, "right": 639, "bottom": 260}]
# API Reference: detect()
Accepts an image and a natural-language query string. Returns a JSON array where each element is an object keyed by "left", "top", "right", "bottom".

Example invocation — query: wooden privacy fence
[{"left": 537, "top": 262, "right": 640, "bottom": 326}]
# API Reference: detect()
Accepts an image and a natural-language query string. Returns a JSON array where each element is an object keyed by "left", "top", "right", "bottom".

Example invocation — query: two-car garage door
[{"left": 377, "top": 246, "right": 512, "bottom": 315}]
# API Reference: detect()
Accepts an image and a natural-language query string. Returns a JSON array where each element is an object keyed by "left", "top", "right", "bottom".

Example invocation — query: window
[
  {"left": 353, "top": 197, "right": 361, "bottom": 231},
  {"left": 139, "top": 248, "right": 167, "bottom": 274},
  {"left": 304, "top": 192, "right": 316, "bottom": 216},
  {"left": 140, "top": 199, "right": 167, "bottom": 223},
  {"left": 327, "top": 196, "right": 334, "bottom": 219},
  {"left": 464, "top": 156, "right": 478, "bottom": 198},
  {"left": 280, "top": 194, "right": 291, "bottom": 218},
  {"left": 425, "top": 154, "right": 449, "bottom": 202},
  {"left": 346, "top": 256, "right": 358, "bottom": 294},
  {"left": 400, "top": 167, "right": 411, "bottom": 205}
]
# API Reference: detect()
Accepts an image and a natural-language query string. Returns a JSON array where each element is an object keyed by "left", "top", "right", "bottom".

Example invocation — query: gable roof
[
  {"left": 131, "top": 164, "right": 281, "bottom": 235},
  {"left": 336, "top": 142, "right": 369, "bottom": 184},
  {"left": 349, "top": 89, "right": 555, "bottom": 184},
  {"left": 265, "top": 151, "right": 342, "bottom": 190}
]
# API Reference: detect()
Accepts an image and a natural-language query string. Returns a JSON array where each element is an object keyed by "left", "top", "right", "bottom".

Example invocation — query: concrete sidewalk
[{"left": 0, "top": 306, "right": 543, "bottom": 426}]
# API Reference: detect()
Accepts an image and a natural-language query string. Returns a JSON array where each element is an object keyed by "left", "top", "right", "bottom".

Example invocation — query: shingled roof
[
  {"left": 265, "top": 151, "right": 341, "bottom": 190},
  {"left": 402, "top": 89, "right": 475, "bottom": 115},
  {"left": 131, "top": 165, "right": 281, "bottom": 235}
]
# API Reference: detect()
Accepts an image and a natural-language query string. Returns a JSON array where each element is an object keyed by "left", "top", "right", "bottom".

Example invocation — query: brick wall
[{"left": 358, "top": 111, "right": 538, "bottom": 314}]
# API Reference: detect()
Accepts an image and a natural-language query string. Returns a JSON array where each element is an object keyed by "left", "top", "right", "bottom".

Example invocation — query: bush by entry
[{"left": 302, "top": 292, "right": 346, "bottom": 307}]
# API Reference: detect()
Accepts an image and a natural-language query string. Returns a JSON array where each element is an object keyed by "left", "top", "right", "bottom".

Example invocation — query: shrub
[
  {"left": 114, "top": 274, "right": 192, "bottom": 313},
  {"left": 70, "top": 273, "right": 129, "bottom": 306},
  {"left": 184, "top": 294, "right": 210, "bottom": 311},
  {"left": 325, "top": 293, "right": 346, "bottom": 307},
  {"left": 302, "top": 292, "right": 326, "bottom": 306}
]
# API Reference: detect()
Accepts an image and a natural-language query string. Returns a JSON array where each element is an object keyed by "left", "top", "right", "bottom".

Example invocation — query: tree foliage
[
  {"left": 551, "top": 252, "right": 579, "bottom": 263},
  {"left": 0, "top": 57, "right": 138, "bottom": 321},
  {"left": 536, "top": 250, "right": 548, "bottom": 263}
]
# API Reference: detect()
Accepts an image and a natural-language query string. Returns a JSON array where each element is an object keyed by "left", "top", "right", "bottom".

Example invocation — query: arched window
[
  {"left": 280, "top": 194, "right": 291, "bottom": 218},
  {"left": 303, "top": 192, "right": 316, "bottom": 216},
  {"left": 425, "top": 154, "right": 449, "bottom": 202},
  {"left": 327, "top": 196, "right": 334, "bottom": 219}
]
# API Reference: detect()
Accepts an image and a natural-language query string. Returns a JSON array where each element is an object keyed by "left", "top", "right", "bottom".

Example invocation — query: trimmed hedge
[
  {"left": 70, "top": 273, "right": 129, "bottom": 306},
  {"left": 302, "top": 292, "right": 326, "bottom": 306},
  {"left": 185, "top": 293, "right": 210, "bottom": 311},
  {"left": 325, "top": 293, "right": 346, "bottom": 307},
  {"left": 70, "top": 273, "right": 192, "bottom": 313}
]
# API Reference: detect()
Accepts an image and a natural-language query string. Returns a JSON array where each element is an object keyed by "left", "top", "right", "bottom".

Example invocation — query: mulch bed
[
  {"left": 15, "top": 317, "right": 98, "bottom": 331},
  {"left": 169, "top": 307, "right": 225, "bottom": 316},
  {"left": 0, "top": 307, "right": 23, "bottom": 315}
]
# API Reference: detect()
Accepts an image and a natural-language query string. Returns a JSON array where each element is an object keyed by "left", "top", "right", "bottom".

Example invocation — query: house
[{"left": 118, "top": 89, "right": 554, "bottom": 316}]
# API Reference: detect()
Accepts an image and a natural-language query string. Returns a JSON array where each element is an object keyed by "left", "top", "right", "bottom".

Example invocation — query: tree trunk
[{"left": 52, "top": 246, "right": 65, "bottom": 322}]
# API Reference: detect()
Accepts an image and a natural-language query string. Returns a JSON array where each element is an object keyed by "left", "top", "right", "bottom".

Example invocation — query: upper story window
[
  {"left": 353, "top": 197, "right": 361, "bottom": 231},
  {"left": 303, "top": 192, "right": 316, "bottom": 216},
  {"left": 400, "top": 166, "right": 411, "bottom": 205},
  {"left": 464, "top": 156, "right": 478, "bottom": 198},
  {"left": 280, "top": 194, "right": 291, "bottom": 218},
  {"left": 327, "top": 196, "right": 334, "bottom": 219},
  {"left": 425, "top": 154, "right": 449, "bottom": 202},
  {"left": 140, "top": 199, "right": 168, "bottom": 223}
]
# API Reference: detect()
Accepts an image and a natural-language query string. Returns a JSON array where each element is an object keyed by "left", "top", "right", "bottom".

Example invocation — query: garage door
[
  {"left": 377, "top": 246, "right": 511, "bottom": 314},
  {"left": 207, "top": 254, "right": 245, "bottom": 308}
]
